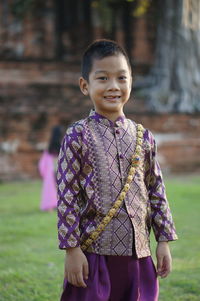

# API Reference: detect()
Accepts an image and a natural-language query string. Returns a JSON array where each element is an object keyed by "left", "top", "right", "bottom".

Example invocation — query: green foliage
[
  {"left": 0, "top": 176, "right": 200, "bottom": 300},
  {"left": 12, "top": 0, "right": 150, "bottom": 21},
  {"left": 132, "top": 0, "right": 150, "bottom": 17}
]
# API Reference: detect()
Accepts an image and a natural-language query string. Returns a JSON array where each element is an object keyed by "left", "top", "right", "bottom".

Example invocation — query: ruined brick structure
[{"left": 0, "top": 1, "right": 200, "bottom": 180}]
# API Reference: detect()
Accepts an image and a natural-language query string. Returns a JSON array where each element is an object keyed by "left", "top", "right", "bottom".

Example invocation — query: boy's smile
[{"left": 79, "top": 54, "right": 132, "bottom": 121}]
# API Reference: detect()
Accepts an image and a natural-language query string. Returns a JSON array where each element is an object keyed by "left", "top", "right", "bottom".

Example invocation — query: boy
[{"left": 57, "top": 39, "right": 178, "bottom": 301}]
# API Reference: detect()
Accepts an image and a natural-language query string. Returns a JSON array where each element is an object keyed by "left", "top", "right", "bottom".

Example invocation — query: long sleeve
[
  {"left": 144, "top": 130, "right": 178, "bottom": 242},
  {"left": 57, "top": 128, "right": 82, "bottom": 249}
]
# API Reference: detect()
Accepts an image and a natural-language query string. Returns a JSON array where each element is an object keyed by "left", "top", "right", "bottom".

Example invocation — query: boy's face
[{"left": 79, "top": 54, "right": 132, "bottom": 120}]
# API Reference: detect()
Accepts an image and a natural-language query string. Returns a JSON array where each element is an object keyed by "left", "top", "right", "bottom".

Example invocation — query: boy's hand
[
  {"left": 65, "top": 247, "right": 89, "bottom": 288},
  {"left": 156, "top": 241, "right": 172, "bottom": 278}
]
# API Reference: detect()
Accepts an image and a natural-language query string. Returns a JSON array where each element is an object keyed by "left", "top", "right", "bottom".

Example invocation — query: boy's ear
[{"left": 79, "top": 77, "right": 89, "bottom": 95}]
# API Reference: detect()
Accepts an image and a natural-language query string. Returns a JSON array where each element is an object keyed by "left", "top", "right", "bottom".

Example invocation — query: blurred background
[
  {"left": 1, "top": 2, "right": 200, "bottom": 300},
  {"left": 0, "top": 0, "right": 200, "bottom": 181}
]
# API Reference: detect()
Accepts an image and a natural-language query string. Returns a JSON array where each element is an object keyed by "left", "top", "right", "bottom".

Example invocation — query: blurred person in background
[{"left": 39, "top": 125, "right": 62, "bottom": 211}]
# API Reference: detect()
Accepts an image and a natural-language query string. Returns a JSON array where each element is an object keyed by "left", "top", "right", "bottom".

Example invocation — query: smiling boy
[
  {"left": 57, "top": 39, "right": 177, "bottom": 301},
  {"left": 79, "top": 53, "right": 132, "bottom": 121}
]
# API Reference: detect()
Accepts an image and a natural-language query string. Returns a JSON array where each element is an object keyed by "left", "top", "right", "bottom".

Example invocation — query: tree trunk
[{"left": 137, "top": 0, "right": 200, "bottom": 113}]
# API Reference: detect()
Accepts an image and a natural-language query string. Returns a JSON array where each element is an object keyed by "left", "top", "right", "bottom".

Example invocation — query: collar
[{"left": 88, "top": 110, "right": 127, "bottom": 128}]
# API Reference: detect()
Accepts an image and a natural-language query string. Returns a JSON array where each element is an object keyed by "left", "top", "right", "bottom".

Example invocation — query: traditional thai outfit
[
  {"left": 57, "top": 110, "right": 177, "bottom": 301},
  {"left": 38, "top": 151, "right": 58, "bottom": 211}
]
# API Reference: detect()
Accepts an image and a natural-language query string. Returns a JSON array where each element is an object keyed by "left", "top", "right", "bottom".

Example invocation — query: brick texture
[{"left": 1, "top": 62, "right": 200, "bottom": 180}]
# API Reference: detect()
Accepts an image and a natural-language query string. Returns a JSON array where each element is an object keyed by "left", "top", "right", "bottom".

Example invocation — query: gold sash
[{"left": 81, "top": 123, "right": 145, "bottom": 251}]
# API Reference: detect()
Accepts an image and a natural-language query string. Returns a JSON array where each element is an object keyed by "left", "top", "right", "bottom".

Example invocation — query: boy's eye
[
  {"left": 119, "top": 76, "right": 127, "bottom": 80},
  {"left": 97, "top": 76, "right": 107, "bottom": 80}
]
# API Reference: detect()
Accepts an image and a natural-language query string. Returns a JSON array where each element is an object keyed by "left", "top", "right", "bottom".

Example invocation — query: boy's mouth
[{"left": 104, "top": 95, "right": 121, "bottom": 101}]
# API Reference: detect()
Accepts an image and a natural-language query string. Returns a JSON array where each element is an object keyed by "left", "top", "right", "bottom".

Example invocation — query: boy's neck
[{"left": 95, "top": 110, "right": 125, "bottom": 122}]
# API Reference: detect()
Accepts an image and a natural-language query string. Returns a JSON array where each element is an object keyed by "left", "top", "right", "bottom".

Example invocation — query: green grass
[
  {"left": 0, "top": 175, "right": 200, "bottom": 300},
  {"left": 0, "top": 181, "right": 64, "bottom": 301},
  {"left": 152, "top": 175, "right": 200, "bottom": 301}
]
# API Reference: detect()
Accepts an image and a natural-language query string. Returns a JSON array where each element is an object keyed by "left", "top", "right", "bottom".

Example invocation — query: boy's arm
[
  {"left": 144, "top": 130, "right": 178, "bottom": 243},
  {"left": 57, "top": 129, "right": 82, "bottom": 249},
  {"left": 144, "top": 130, "right": 177, "bottom": 277},
  {"left": 65, "top": 247, "right": 89, "bottom": 287},
  {"left": 156, "top": 241, "right": 172, "bottom": 278},
  {"left": 57, "top": 128, "right": 89, "bottom": 287}
]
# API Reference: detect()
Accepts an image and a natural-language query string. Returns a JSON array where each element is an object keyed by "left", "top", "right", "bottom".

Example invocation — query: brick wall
[
  {"left": 0, "top": 0, "right": 56, "bottom": 60},
  {"left": 1, "top": 62, "right": 200, "bottom": 180}
]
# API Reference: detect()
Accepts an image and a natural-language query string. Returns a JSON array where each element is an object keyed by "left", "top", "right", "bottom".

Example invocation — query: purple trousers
[{"left": 60, "top": 252, "right": 159, "bottom": 301}]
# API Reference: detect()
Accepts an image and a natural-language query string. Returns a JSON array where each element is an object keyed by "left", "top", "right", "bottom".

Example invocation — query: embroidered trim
[{"left": 81, "top": 123, "right": 145, "bottom": 251}]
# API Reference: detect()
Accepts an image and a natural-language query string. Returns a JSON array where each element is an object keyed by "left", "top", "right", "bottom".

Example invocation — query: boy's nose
[{"left": 107, "top": 79, "right": 120, "bottom": 90}]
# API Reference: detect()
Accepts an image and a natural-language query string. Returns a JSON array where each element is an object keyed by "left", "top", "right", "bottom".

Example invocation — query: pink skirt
[{"left": 60, "top": 252, "right": 159, "bottom": 301}]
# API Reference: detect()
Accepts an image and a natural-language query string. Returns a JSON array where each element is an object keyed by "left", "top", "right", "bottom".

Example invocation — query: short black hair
[
  {"left": 81, "top": 39, "right": 131, "bottom": 81},
  {"left": 48, "top": 126, "right": 62, "bottom": 155}
]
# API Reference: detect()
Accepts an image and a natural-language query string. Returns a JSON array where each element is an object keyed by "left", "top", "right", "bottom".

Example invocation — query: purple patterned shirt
[{"left": 57, "top": 110, "right": 177, "bottom": 258}]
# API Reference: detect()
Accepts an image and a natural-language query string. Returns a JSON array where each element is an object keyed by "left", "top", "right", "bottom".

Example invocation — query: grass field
[{"left": 0, "top": 175, "right": 200, "bottom": 301}]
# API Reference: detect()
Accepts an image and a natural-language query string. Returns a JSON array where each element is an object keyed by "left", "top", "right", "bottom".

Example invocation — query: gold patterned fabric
[{"left": 57, "top": 110, "right": 178, "bottom": 258}]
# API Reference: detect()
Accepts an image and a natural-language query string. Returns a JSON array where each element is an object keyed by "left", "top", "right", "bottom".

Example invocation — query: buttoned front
[{"left": 57, "top": 110, "right": 178, "bottom": 258}]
